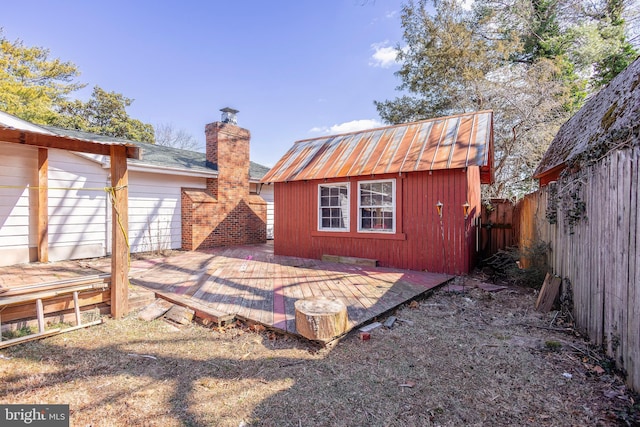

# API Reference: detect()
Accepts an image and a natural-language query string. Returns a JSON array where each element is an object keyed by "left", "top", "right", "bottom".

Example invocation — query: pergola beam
[
  {"left": 0, "top": 124, "right": 136, "bottom": 318},
  {"left": 0, "top": 126, "right": 140, "bottom": 159}
]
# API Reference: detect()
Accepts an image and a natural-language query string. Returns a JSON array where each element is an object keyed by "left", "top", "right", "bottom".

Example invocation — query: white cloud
[
  {"left": 369, "top": 41, "right": 398, "bottom": 68},
  {"left": 310, "top": 119, "right": 383, "bottom": 135}
]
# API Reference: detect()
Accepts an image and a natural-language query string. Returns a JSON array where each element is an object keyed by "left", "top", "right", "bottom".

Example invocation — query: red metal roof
[{"left": 261, "top": 110, "right": 493, "bottom": 183}]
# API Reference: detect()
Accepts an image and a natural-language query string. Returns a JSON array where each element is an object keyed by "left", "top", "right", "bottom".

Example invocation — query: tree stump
[{"left": 294, "top": 297, "right": 348, "bottom": 341}]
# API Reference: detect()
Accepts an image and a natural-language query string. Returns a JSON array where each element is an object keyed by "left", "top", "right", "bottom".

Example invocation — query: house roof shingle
[
  {"left": 261, "top": 110, "right": 494, "bottom": 184},
  {"left": 39, "top": 125, "right": 270, "bottom": 181}
]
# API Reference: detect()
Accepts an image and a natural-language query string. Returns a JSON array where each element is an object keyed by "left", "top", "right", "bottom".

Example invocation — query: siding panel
[
  {"left": 125, "top": 171, "right": 203, "bottom": 254},
  {"left": 274, "top": 170, "right": 477, "bottom": 274},
  {"left": 0, "top": 143, "right": 37, "bottom": 263},
  {"left": 47, "top": 150, "right": 108, "bottom": 260}
]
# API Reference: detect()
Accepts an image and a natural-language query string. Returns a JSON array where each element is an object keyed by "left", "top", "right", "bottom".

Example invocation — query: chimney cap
[{"left": 220, "top": 107, "right": 239, "bottom": 125}]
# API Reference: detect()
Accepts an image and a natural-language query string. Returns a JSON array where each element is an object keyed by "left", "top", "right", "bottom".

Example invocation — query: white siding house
[
  {"left": 0, "top": 143, "right": 38, "bottom": 265},
  {"left": 0, "top": 111, "right": 271, "bottom": 266},
  {"left": 260, "top": 184, "right": 275, "bottom": 239},
  {"left": 47, "top": 149, "right": 110, "bottom": 261}
]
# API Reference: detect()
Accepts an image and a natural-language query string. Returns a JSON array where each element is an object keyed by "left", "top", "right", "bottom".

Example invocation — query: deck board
[{"left": 130, "top": 244, "right": 452, "bottom": 340}]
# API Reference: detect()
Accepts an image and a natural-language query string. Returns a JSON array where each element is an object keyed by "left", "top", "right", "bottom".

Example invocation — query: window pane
[
  {"left": 319, "top": 184, "right": 349, "bottom": 230},
  {"left": 361, "top": 190, "right": 372, "bottom": 206},
  {"left": 358, "top": 180, "right": 394, "bottom": 232}
]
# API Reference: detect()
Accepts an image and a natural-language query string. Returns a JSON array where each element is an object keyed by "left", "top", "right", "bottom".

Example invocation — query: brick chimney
[
  {"left": 205, "top": 107, "right": 250, "bottom": 202},
  {"left": 181, "top": 107, "right": 265, "bottom": 250}
]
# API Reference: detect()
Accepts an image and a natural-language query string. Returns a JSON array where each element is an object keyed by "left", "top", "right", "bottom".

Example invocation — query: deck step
[{"left": 322, "top": 254, "right": 378, "bottom": 267}]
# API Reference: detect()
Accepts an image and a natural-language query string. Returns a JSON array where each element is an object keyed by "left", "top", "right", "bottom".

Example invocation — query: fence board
[
  {"left": 480, "top": 199, "right": 515, "bottom": 257},
  {"left": 514, "top": 147, "right": 639, "bottom": 392},
  {"left": 629, "top": 147, "right": 640, "bottom": 389},
  {"left": 617, "top": 151, "right": 631, "bottom": 368}
]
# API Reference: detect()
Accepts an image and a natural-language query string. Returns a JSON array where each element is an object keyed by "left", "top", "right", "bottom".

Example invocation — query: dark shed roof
[
  {"left": 261, "top": 110, "right": 494, "bottom": 184},
  {"left": 535, "top": 57, "right": 640, "bottom": 179}
]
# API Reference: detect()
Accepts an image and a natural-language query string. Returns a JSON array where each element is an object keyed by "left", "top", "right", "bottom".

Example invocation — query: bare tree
[{"left": 154, "top": 123, "right": 203, "bottom": 151}]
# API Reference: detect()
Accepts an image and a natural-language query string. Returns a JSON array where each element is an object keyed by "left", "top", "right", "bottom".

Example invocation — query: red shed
[{"left": 261, "top": 111, "right": 494, "bottom": 274}]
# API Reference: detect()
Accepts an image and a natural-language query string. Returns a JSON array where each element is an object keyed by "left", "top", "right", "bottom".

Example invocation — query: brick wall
[{"left": 181, "top": 121, "right": 266, "bottom": 250}]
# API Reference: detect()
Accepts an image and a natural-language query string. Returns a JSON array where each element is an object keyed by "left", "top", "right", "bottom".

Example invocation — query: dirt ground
[{"left": 1, "top": 279, "right": 638, "bottom": 427}]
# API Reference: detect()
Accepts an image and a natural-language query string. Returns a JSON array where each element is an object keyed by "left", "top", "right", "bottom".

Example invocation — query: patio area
[
  {"left": 130, "top": 244, "right": 453, "bottom": 338},
  {"left": 0, "top": 243, "right": 453, "bottom": 341}
]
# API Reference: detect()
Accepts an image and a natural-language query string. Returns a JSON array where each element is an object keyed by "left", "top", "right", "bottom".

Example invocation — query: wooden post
[
  {"left": 37, "top": 148, "right": 48, "bottom": 262},
  {"left": 36, "top": 298, "right": 45, "bottom": 333},
  {"left": 73, "top": 291, "right": 81, "bottom": 326},
  {"left": 110, "top": 145, "right": 129, "bottom": 319}
]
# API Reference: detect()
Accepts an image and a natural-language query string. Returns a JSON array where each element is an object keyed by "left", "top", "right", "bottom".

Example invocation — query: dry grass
[{"left": 0, "top": 285, "right": 637, "bottom": 427}]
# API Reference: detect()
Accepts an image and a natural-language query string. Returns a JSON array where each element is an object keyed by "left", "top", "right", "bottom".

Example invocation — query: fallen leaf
[
  {"left": 604, "top": 390, "right": 619, "bottom": 399},
  {"left": 591, "top": 365, "right": 605, "bottom": 375}
]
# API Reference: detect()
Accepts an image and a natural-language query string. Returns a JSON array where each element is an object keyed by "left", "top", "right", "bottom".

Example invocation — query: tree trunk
[{"left": 294, "top": 297, "right": 348, "bottom": 341}]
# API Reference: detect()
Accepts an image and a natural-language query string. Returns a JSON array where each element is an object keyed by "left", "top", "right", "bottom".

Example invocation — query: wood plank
[
  {"left": 0, "top": 274, "right": 110, "bottom": 297},
  {"left": 535, "top": 273, "right": 561, "bottom": 313},
  {"left": 616, "top": 151, "right": 630, "bottom": 366},
  {"left": 0, "top": 329, "right": 61, "bottom": 350},
  {"left": 0, "top": 282, "right": 108, "bottom": 305},
  {"left": 209, "top": 261, "right": 241, "bottom": 315},
  {"left": 36, "top": 298, "right": 44, "bottom": 333},
  {"left": 261, "top": 258, "right": 275, "bottom": 327},
  {"left": 272, "top": 279, "right": 287, "bottom": 330},
  {"left": 37, "top": 148, "right": 48, "bottom": 263},
  {"left": 605, "top": 153, "right": 616, "bottom": 355},
  {"left": 0, "top": 290, "right": 109, "bottom": 323},
  {"left": 596, "top": 160, "right": 606, "bottom": 343},
  {"left": 138, "top": 298, "right": 174, "bottom": 321},
  {"left": 284, "top": 264, "right": 301, "bottom": 333},
  {"left": 628, "top": 148, "right": 640, "bottom": 391},
  {"left": 164, "top": 305, "right": 195, "bottom": 325},
  {"left": 0, "top": 127, "right": 140, "bottom": 159},
  {"left": 153, "top": 290, "right": 234, "bottom": 326},
  {"left": 73, "top": 291, "right": 81, "bottom": 326},
  {"left": 191, "top": 269, "right": 219, "bottom": 300},
  {"left": 110, "top": 145, "right": 129, "bottom": 319},
  {"left": 238, "top": 256, "right": 261, "bottom": 320},
  {"left": 332, "top": 265, "right": 373, "bottom": 324},
  {"left": 322, "top": 254, "right": 378, "bottom": 267},
  {"left": 244, "top": 259, "right": 264, "bottom": 324}
]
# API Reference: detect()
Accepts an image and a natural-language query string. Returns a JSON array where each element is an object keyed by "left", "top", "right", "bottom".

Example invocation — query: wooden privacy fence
[
  {"left": 480, "top": 199, "right": 515, "bottom": 258},
  {"left": 514, "top": 147, "right": 640, "bottom": 392}
]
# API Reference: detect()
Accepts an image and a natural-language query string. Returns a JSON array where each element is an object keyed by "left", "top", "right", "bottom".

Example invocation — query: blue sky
[{"left": 2, "top": 1, "right": 408, "bottom": 166}]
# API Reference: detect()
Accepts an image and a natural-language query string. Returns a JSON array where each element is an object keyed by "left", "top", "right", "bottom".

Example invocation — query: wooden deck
[{"left": 131, "top": 244, "right": 453, "bottom": 339}]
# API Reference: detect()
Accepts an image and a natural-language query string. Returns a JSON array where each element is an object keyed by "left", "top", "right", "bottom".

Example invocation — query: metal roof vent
[{"left": 220, "top": 107, "right": 239, "bottom": 125}]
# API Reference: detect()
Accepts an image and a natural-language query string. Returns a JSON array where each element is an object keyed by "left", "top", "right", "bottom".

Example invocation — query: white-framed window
[
  {"left": 358, "top": 179, "right": 395, "bottom": 233},
  {"left": 318, "top": 183, "right": 350, "bottom": 231}
]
